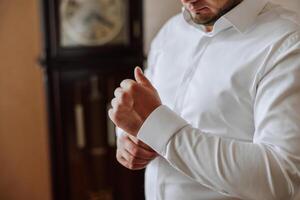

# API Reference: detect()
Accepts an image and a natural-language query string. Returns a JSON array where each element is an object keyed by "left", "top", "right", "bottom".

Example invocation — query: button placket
[{"left": 172, "top": 37, "right": 212, "bottom": 115}]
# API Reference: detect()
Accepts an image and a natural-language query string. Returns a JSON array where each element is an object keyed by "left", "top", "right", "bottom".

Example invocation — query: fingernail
[{"left": 135, "top": 66, "right": 143, "bottom": 73}]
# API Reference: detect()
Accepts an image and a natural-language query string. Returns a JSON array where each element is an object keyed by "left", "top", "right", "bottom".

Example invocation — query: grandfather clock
[{"left": 39, "top": 0, "right": 145, "bottom": 200}]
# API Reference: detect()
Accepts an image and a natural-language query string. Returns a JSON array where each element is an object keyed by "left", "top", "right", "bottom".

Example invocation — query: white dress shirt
[{"left": 134, "top": 0, "right": 300, "bottom": 199}]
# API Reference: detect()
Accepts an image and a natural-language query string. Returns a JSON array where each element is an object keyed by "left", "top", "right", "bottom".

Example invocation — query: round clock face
[{"left": 61, "top": 0, "right": 125, "bottom": 46}]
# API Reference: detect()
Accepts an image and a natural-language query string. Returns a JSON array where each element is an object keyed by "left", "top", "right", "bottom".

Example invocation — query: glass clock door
[{"left": 60, "top": 0, "right": 130, "bottom": 47}]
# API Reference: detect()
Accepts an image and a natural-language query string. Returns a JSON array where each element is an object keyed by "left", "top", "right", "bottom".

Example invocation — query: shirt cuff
[
  {"left": 115, "top": 127, "right": 125, "bottom": 138},
  {"left": 137, "top": 105, "right": 188, "bottom": 156}
]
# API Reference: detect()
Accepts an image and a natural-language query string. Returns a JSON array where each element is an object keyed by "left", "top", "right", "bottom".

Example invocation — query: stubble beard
[{"left": 191, "top": 0, "right": 242, "bottom": 26}]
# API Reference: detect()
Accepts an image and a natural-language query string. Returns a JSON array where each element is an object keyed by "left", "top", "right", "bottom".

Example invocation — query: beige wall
[
  {"left": 143, "top": 0, "right": 182, "bottom": 54},
  {"left": 272, "top": 0, "right": 300, "bottom": 12},
  {"left": 0, "top": 0, "right": 51, "bottom": 200}
]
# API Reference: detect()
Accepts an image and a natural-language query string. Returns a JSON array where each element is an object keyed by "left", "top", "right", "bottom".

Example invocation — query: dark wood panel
[{"left": 39, "top": 0, "right": 145, "bottom": 199}]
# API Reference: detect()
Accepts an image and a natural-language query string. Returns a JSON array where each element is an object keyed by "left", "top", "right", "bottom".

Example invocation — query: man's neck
[
  {"left": 205, "top": 26, "right": 213, "bottom": 32},
  {"left": 204, "top": 0, "right": 243, "bottom": 32}
]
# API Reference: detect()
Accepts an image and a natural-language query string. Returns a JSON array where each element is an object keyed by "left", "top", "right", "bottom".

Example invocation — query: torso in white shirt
[{"left": 144, "top": 1, "right": 300, "bottom": 200}]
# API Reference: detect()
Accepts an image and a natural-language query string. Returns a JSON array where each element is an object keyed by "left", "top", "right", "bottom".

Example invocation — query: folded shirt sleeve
[{"left": 137, "top": 36, "right": 300, "bottom": 200}]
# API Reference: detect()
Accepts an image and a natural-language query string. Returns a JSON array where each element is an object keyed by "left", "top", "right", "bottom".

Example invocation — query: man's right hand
[{"left": 116, "top": 133, "right": 158, "bottom": 170}]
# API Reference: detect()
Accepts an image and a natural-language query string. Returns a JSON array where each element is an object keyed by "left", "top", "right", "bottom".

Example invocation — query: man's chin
[
  {"left": 188, "top": 8, "right": 214, "bottom": 23},
  {"left": 192, "top": 15, "right": 216, "bottom": 25}
]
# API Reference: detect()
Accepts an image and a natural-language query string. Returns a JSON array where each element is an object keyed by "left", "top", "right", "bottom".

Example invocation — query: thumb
[{"left": 134, "top": 66, "right": 153, "bottom": 88}]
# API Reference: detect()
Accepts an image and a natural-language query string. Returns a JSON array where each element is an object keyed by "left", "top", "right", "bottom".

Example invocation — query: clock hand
[
  {"left": 85, "top": 12, "right": 114, "bottom": 29},
  {"left": 95, "top": 13, "right": 114, "bottom": 28}
]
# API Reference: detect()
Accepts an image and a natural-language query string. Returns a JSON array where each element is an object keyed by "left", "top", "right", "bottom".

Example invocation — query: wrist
[{"left": 143, "top": 103, "right": 162, "bottom": 121}]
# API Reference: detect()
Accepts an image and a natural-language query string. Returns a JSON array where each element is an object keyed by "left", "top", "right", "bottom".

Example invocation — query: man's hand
[
  {"left": 116, "top": 133, "right": 157, "bottom": 170},
  {"left": 108, "top": 67, "right": 162, "bottom": 136}
]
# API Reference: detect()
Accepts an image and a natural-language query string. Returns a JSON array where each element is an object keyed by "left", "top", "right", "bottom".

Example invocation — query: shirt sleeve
[
  {"left": 115, "top": 127, "right": 125, "bottom": 138},
  {"left": 137, "top": 35, "right": 300, "bottom": 199}
]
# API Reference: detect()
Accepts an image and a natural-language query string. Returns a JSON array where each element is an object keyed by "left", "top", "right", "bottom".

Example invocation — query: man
[{"left": 109, "top": 0, "right": 300, "bottom": 199}]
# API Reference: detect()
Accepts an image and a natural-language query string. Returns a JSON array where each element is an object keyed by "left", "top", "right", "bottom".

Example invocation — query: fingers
[
  {"left": 120, "top": 79, "right": 138, "bottom": 91},
  {"left": 124, "top": 137, "right": 157, "bottom": 160},
  {"left": 118, "top": 149, "right": 149, "bottom": 165},
  {"left": 120, "top": 134, "right": 157, "bottom": 160},
  {"left": 118, "top": 79, "right": 141, "bottom": 100},
  {"left": 127, "top": 134, "right": 156, "bottom": 152},
  {"left": 112, "top": 87, "right": 133, "bottom": 107},
  {"left": 114, "top": 87, "right": 123, "bottom": 98},
  {"left": 109, "top": 67, "right": 161, "bottom": 135},
  {"left": 116, "top": 150, "right": 148, "bottom": 170},
  {"left": 110, "top": 87, "right": 134, "bottom": 122},
  {"left": 111, "top": 98, "right": 126, "bottom": 112},
  {"left": 116, "top": 134, "right": 157, "bottom": 170}
]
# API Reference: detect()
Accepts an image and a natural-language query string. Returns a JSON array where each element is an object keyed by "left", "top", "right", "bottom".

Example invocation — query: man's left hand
[{"left": 109, "top": 67, "right": 162, "bottom": 136}]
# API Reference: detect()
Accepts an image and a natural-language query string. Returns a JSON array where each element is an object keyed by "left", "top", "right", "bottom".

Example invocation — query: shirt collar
[{"left": 182, "top": 0, "right": 268, "bottom": 37}]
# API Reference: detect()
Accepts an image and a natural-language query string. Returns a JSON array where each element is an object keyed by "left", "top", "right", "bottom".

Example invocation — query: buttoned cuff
[{"left": 137, "top": 105, "right": 188, "bottom": 156}]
